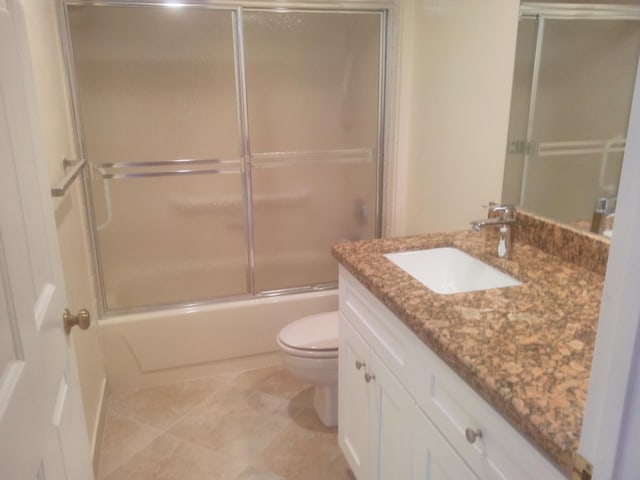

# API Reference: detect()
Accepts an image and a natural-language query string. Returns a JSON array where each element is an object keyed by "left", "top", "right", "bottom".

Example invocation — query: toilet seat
[{"left": 277, "top": 311, "right": 338, "bottom": 358}]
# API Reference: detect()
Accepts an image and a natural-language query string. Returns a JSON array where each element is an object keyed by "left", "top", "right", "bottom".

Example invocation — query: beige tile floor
[{"left": 97, "top": 366, "right": 354, "bottom": 480}]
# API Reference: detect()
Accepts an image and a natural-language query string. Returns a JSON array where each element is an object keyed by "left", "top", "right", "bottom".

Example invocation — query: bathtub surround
[{"left": 332, "top": 214, "right": 609, "bottom": 476}]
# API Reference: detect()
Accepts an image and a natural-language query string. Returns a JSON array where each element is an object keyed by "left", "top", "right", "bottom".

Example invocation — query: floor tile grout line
[
  {"left": 97, "top": 366, "right": 346, "bottom": 480},
  {"left": 106, "top": 376, "right": 240, "bottom": 433},
  {"left": 97, "top": 411, "right": 167, "bottom": 479}
]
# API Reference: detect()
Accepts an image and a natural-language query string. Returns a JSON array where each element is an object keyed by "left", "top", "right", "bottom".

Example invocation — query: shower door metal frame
[{"left": 58, "top": 0, "right": 395, "bottom": 316}]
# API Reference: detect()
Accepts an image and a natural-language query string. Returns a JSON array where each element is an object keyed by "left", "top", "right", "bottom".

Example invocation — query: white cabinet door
[
  {"left": 339, "top": 314, "right": 371, "bottom": 479},
  {"left": 370, "top": 350, "right": 413, "bottom": 480},
  {"left": 412, "top": 407, "right": 480, "bottom": 480},
  {"left": 0, "top": 1, "right": 93, "bottom": 479},
  {"left": 340, "top": 313, "right": 413, "bottom": 480}
]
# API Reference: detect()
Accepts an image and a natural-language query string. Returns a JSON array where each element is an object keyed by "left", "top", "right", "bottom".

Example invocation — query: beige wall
[
  {"left": 21, "top": 0, "right": 107, "bottom": 464},
  {"left": 396, "top": 0, "right": 519, "bottom": 234}
]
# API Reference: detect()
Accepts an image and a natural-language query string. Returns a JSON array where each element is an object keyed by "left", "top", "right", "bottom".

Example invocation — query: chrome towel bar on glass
[
  {"left": 50, "top": 158, "right": 87, "bottom": 197},
  {"left": 92, "top": 148, "right": 376, "bottom": 180}
]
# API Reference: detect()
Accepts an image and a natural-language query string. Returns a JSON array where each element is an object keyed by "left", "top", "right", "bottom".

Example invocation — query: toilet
[{"left": 276, "top": 311, "right": 339, "bottom": 427}]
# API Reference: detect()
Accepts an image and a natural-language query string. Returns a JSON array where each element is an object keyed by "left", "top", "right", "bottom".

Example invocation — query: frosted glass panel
[
  {"left": 522, "top": 152, "right": 623, "bottom": 223},
  {"left": 243, "top": 11, "right": 381, "bottom": 153},
  {"left": 96, "top": 172, "right": 248, "bottom": 310},
  {"left": 69, "top": 6, "right": 241, "bottom": 162},
  {"left": 534, "top": 19, "right": 640, "bottom": 143},
  {"left": 65, "top": 6, "right": 385, "bottom": 310},
  {"left": 68, "top": 6, "right": 248, "bottom": 310},
  {"left": 252, "top": 155, "right": 377, "bottom": 291},
  {"left": 244, "top": 11, "right": 382, "bottom": 291}
]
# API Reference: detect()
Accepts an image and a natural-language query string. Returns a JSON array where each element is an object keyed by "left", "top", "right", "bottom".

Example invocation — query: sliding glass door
[
  {"left": 64, "top": 3, "right": 385, "bottom": 312},
  {"left": 243, "top": 10, "right": 382, "bottom": 292}
]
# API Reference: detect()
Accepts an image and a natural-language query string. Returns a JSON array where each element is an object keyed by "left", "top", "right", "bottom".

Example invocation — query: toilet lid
[{"left": 278, "top": 311, "right": 339, "bottom": 351}]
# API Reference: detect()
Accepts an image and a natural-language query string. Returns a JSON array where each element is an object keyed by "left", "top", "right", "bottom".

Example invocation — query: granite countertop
[{"left": 331, "top": 228, "right": 605, "bottom": 477}]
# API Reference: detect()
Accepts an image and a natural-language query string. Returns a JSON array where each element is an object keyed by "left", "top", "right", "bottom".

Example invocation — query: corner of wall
[{"left": 383, "top": 0, "right": 418, "bottom": 237}]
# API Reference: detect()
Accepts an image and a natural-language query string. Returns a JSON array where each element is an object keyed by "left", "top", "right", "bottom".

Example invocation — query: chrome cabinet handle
[
  {"left": 465, "top": 427, "right": 482, "bottom": 444},
  {"left": 364, "top": 372, "right": 376, "bottom": 383},
  {"left": 355, "top": 360, "right": 366, "bottom": 370}
]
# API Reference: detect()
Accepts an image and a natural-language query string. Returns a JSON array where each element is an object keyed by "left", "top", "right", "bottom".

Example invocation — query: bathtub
[{"left": 100, "top": 290, "right": 338, "bottom": 392}]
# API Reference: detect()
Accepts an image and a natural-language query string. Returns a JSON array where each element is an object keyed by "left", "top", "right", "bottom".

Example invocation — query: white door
[
  {"left": 0, "top": 1, "right": 93, "bottom": 479},
  {"left": 338, "top": 316, "right": 371, "bottom": 479}
]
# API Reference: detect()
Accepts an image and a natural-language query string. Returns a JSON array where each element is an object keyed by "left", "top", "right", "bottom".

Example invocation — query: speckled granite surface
[
  {"left": 517, "top": 210, "right": 610, "bottom": 275},
  {"left": 332, "top": 220, "right": 608, "bottom": 477}
]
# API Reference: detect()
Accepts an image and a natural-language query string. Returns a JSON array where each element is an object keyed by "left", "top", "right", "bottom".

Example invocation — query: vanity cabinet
[
  {"left": 339, "top": 317, "right": 412, "bottom": 479},
  {"left": 338, "top": 266, "right": 567, "bottom": 480}
]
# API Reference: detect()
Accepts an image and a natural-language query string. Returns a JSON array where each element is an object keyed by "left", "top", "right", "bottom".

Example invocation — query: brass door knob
[{"left": 63, "top": 308, "right": 91, "bottom": 335}]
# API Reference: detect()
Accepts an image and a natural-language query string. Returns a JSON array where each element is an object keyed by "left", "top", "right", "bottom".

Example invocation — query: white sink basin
[{"left": 384, "top": 247, "right": 521, "bottom": 294}]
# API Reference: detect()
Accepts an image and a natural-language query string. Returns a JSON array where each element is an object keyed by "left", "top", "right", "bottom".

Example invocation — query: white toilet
[{"left": 276, "top": 311, "right": 339, "bottom": 427}]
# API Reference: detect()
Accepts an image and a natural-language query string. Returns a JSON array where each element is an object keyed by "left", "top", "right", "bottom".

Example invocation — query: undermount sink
[{"left": 383, "top": 247, "right": 521, "bottom": 294}]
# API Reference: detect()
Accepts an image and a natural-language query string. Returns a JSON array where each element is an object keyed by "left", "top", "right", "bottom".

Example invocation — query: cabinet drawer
[
  {"left": 339, "top": 267, "right": 415, "bottom": 384},
  {"left": 409, "top": 343, "right": 566, "bottom": 480}
]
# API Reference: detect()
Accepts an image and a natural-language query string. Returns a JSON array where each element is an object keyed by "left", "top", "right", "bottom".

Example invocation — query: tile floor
[{"left": 97, "top": 366, "right": 354, "bottom": 480}]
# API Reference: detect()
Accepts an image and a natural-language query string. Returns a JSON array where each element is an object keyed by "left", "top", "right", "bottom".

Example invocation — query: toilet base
[{"left": 313, "top": 383, "right": 338, "bottom": 427}]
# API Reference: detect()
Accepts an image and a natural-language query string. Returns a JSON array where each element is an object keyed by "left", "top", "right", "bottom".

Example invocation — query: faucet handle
[
  {"left": 482, "top": 201, "right": 499, "bottom": 209},
  {"left": 484, "top": 203, "right": 516, "bottom": 221}
]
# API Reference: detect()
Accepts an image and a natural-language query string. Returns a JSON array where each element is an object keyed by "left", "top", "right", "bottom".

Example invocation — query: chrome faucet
[
  {"left": 470, "top": 204, "right": 516, "bottom": 259},
  {"left": 590, "top": 196, "right": 616, "bottom": 235}
]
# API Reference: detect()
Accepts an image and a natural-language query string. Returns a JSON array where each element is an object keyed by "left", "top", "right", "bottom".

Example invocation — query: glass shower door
[
  {"left": 243, "top": 10, "right": 383, "bottom": 292},
  {"left": 68, "top": 6, "right": 249, "bottom": 310}
]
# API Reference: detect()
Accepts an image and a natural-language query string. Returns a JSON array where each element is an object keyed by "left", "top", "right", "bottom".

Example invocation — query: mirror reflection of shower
[
  {"left": 501, "top": 3, "right": 640, "bottom": 233},
  {"left": 63, "top": 3, "right": 386, "bottom": 313}
]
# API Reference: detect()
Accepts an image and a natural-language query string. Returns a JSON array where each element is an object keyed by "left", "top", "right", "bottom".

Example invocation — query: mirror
[{"left": 501, "top": 2, "right": 640, "bottom": 237}]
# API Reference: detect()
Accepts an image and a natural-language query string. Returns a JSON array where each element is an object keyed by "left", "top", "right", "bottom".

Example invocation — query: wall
[
  {"left": 20, "top": 0, "right": 107, "bottom": 466},
  {"left": 397, "top": 0, "right": 519, "bottom": 234}
]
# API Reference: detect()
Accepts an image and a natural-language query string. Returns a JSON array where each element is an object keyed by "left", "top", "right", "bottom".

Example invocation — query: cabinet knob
[
  {"left": 465, "top": 427, "right": 482, "bottom": 444},
  {"left": 364, "top": 372, "right": 376, "bottom": 383},
  {"left": 355, "top": 360, "right": 366, "bottom": 370}
]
